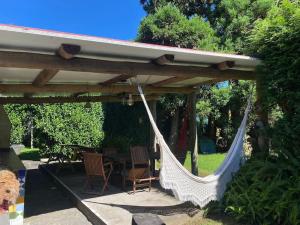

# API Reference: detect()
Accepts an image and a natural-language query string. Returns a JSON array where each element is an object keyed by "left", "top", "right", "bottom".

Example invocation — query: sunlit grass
[
  {"left": 19, "top": 147, "right": 40, "bottom": 161},
  {"left": 184, "top": 152, "right": 227, "bottom": 176},
  {"left": 156, "top": 152, "right": 227, "bottom": 177}
]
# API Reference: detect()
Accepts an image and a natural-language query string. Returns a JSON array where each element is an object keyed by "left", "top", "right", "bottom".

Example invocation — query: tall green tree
[
  {"left": 214, "top": 0, "right": 274, "bottom": 53},
  {"left": 137, "top": 4, "right": 220, "bottom": 154},
  {"left": 137, "top": 4, "right": 220, "bottom": 50},
  {"left": 222, "top": 2, "right": 300, "bottom": 224},
  {"left": 140, "top": 0, "right": 275, "bottom": 53},
  {"left": 247, "top": 0, "right": 300, "bottom": 156}
]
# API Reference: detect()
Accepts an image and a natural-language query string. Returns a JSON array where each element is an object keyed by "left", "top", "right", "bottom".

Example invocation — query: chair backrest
[
  {"left": 130, "top": 146, "right": 149, "bottom": 166},
  {"left": 83, "top": 152, "right": 105, "bottom": 177},
  {"left": 103, "top": 147, "right": 118, "bottom": 157}
]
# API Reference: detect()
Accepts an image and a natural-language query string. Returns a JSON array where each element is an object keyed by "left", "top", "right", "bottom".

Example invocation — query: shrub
[{"left": 223, "top": 155, "right": 300, "bottom": 225}]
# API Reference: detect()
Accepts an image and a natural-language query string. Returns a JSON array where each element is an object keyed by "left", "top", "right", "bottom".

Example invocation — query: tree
[
  {"left": 137, "top": 4, "right": 220, "bottom": 50},
  {"left": 140, "top": 0, "right": 218, "bottom": 22},
  {"left": 247, "top": 0, "right": 300, "bottom": 156},
  {"left": 34, "top": 103, "right": 104, "bottom": 154},
  {"left": 222, "top": 2, "right": 300, "bottom": 224},
  {"left": 214, "top": 0, "right": 275, "bottom": 53},
  {"left": 4, "top": 103, "right": 104, "bottom": 155},
  {"left": 139, "top": 0, "right": 275, "bottom": 53}
]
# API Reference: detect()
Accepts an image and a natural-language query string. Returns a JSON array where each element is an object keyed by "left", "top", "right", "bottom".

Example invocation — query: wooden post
[
  {"left": 149, "top": 100, "right": 157, "bottom": 174},
  {"left": 255, "top": 77, "right": 269, "bottom": 155},
  {"left": 188, "top": 92, "right": 198, "bottom": 176}
]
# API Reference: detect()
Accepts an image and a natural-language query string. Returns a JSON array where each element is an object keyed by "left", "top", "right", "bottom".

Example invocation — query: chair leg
[
  {"left": 149, "top": 179, "right": 152, "bottom": 192},
  {"left": 84, "top": 176, "right": 92, "bottom": 190},
  {"left": 133, "top": 180, "right": 136, "bottom": 193},
  {"left": 101, "top": 178, "right": 107, "bottom": 194}
]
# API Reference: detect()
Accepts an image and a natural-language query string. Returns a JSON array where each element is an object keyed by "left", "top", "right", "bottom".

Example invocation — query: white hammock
[{"left": 138, "top": 85, "right": 251, "bottom": 207}]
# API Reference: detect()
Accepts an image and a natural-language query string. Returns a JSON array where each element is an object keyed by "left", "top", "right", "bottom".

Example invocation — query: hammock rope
[{"left": 137, "top": 84, "right": 252, "bottom": 207}]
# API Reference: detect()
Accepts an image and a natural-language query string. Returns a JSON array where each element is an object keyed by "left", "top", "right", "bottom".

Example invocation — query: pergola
[{"left": 0, "top": 24, "right": 265, "bottom": 174}]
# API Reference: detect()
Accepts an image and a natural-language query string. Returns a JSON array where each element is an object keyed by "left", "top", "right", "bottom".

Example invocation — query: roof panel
[
  {"left": 0, "top": 67, "right": 40, "bottom": 83},
  {"left": 0, "top": 25, "right": 260, "bottom": 71},
  {"left": 50, "top": 71, "right": 120, "bottom": 84}
]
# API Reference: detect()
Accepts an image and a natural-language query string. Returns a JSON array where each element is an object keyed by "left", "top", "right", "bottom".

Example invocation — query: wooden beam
[
  {"left": 0, "top": 95, "right": 160, "bottom": 104},
  {"left": 101, "top": 74, "right": 135, "bottom": 85},
  {"left": 213, "top": 61, "right": 235, "bottom": 71},
  {"left": 32, "top": 69, "right": 59, "bottom": 87},
  {"left": 57, "top": 44, "right": 81, "bottom": 59},
  {"left": 190, "top": 78, "right": 225, "bottom": 87},
  {"left": 152, "top": 76, "right": 193, "bottom": 87},
  {"left": 0, "top": 84, "right": 194, "bottom": 94},
  {"left": 0, "top": 51, "right": 256, "bottom": 80},
  {"left": 152, "top": 54, "right": 174, "bottom": 65}
]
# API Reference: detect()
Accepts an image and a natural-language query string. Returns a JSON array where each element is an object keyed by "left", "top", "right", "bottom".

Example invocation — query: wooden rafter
[
  {"left": 190, "top": 78, "right": 225, "bottom": 87},
  {"left": 0, "top": 95, "right": 160, "bottom": 104},
  {"left": 0, "top": 51, "right": 256, "bottom": 80},
  {"left": 0, "top": 84, "right": 194, "bottom": 94},
  {"left": 32, "top": 69, "right": 59, "bottom": 87},
  {"left": 100, "top": 74, "right": 135, "bottom": 85},
  {"left": 152, "top": 76, "right": 194, "bottom": 87}
]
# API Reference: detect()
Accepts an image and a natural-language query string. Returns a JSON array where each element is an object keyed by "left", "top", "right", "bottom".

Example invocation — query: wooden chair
[
  {"left": 124, "top": 146, "right": 156, "bottom": 193},
  {"left": 82, "top": 152, "right": 113, "bottom": 194}
]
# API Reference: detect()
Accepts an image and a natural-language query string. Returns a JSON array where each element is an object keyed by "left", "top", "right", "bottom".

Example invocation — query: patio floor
[{"left": 43, "top": 164, "right": 201, "bottom": 225}]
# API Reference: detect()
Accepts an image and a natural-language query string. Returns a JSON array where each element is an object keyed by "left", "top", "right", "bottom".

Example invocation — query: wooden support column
[
  {"left": 255, "top": 77, "right": 269, "bottom": 155},
  {"left": 188, "top": 92, "right": 198, "bottom": 176},
  {"left": 149, "top": 100, "right": 157, "bottom": 174}
]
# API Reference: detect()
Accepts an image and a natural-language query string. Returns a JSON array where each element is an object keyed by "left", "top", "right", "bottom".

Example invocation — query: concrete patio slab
[{"left": 42, "top": 165, "right": 201, "bottom": 225}]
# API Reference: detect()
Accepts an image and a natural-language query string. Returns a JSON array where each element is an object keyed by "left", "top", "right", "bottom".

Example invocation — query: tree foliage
[
  {"left": 222, "top": 1, "right": 300, "bottom": 224},
  {"left": 4, "top": 105, "right": 30, "bottom": 144},
  {"left": 248, "top": 0, "right": 300, "bottom": 156},
  {"left": 140, "top": 0, "right": 275, "bottom": 52},
  {"left": 5, "top": 103, "right": 104, "bottom": 155},
  {"left": 137, "top": 4, "right": 220, "bottom": 50},
  {"left": 214, "top": 0, "right": 274, "bottom": 52}
]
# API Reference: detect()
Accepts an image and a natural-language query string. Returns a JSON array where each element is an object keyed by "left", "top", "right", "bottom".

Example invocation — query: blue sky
[{"left": 0, "top": 1, "right": 146, "bottom": 40}]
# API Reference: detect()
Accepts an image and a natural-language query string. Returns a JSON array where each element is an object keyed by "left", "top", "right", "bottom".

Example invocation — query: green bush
[
  {"left": 34, "top": 103, "right": 104, "bottom": 155},
  {"left": 223, "top": 155, "right": 300, "bottom": 225},
  {"left": 4, "top": 104, "right": 30, "bottom": 144}
]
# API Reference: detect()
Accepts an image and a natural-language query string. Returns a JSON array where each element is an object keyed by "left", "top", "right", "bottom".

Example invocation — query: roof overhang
[{"left": 0, "top": 25, "right": 260, "bottom": 103}]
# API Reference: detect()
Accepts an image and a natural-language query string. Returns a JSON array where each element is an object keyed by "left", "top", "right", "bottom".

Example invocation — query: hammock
[{"left": 138, "top": 85, "right": 252, "bottom": 207}]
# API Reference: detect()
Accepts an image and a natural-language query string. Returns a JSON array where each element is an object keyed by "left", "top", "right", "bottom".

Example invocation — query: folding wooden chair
[
  {"left": 82, "top": 152, "right": 113, "bottom": 194},
  {"left": 125, "top": 146, "right": 156, "bottom": 193}
]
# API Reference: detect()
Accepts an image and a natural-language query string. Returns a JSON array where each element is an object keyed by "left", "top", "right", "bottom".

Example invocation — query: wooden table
[{"left": 105, "top": 153, "right": 131, "bottom": 188}]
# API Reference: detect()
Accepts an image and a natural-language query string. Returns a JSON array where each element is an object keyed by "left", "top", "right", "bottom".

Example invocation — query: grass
[
  {"left": 184, "top": 152, "right": 227, "bottom": 176},
  {"left": 19, "top": 147, "right": 227, "bottom": 176},
  {"left": 19, "top": 147, "right": 40, "bottom": 161},
  {"left": 156, "top": 152, "right": 227, "bottom": 177}
]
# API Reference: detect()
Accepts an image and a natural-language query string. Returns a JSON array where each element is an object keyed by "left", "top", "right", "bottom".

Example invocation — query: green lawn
[
  {"left": 19, "top": 147, "right": 227, "bottom": 177},
  {"left": 183, "top": 152, "right": 227, "bottom": 176},
  {"left": 156, "top": 152, "right": 227, "bottom": 177},
  {"left": 19, "top": 147, "right": 40, "bottom": 161}
]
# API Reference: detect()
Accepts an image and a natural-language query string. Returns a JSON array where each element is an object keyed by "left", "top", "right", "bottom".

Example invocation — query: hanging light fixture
[{"left": 127, "top": 94, "right": 134, "bottom": 106}]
